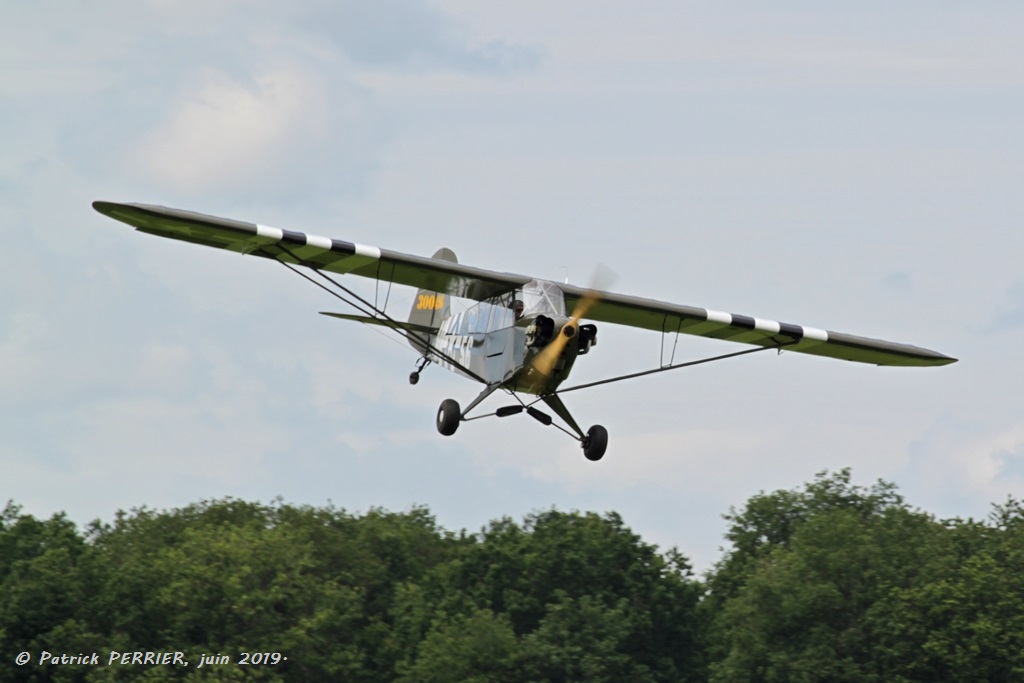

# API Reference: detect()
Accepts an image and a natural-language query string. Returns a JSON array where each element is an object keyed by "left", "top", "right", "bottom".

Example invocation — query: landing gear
[
  {"left": 582, "top": 425, "right": 608, "bottom": 461},
  {"left": 436, "top": 388, "right": 608, "bottom": 462},
  {"left": 410, "top": 357, "right": 431, "bottom": 385},
  {"left": 436, "top": 398, "right": 461, "bottom": 436}
]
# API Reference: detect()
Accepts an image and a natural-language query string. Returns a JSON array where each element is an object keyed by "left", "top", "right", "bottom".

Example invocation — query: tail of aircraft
[
  {"left": 319, "top": 247, "right": 455, "bottom": 353},
  {"left": 406, "top": 247, "right": 456, "bottom": 351}
]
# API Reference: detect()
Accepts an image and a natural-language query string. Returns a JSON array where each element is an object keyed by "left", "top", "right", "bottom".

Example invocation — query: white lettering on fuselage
[{"left": 437, "top": 333, "right": 477, "bottom": 374}]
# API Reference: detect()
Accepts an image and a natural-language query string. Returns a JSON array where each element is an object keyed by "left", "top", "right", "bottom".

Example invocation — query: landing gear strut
[
  {"left": 436, "top": 387, "right": 610, "bottom": 462},
  {"left": 409, "top": 357, "right": 431, "bottom": 385}
]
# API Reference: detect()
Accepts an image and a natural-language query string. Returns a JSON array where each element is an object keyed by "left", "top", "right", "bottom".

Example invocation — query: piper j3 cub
[{"left": 94, "top": 201, "right": 957, "bottom": 462}]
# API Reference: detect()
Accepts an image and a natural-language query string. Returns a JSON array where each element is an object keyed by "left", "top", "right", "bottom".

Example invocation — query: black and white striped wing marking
[
  {"left": 95, "top": 201, "right": 956, "bottom": 368},
  {"left": 93, "top": 201, "right": 528, "bottom": 300},
  {"left": 562, "top": 287, "right": 956, "bottom": 367}
]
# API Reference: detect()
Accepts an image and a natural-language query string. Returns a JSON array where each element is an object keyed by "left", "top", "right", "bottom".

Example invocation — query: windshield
[{"left": 520, "top": 279, "right": 565, "bottom": 318}]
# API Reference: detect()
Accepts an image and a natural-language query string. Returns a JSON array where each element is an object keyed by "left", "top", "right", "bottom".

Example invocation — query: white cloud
[
  {"left": 950, "top": 426, "right": 1024, "bottom": 495},
  {"left": 136, "top": 66, "right": 331, "bottom": 194},
  {"left": 904, "top": 419, "right": 1024, "bottom": 520}
]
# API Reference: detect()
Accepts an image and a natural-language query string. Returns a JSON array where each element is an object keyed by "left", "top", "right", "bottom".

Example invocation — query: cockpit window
[
  {"left": 520, "top": 279, "right": 566, "bottom": 318},
  {"left": 450, "top": 283, "right": 563, "bottom": 334},
  {"left": 455, "top": 290, "right": 517, "bottom": 333}
]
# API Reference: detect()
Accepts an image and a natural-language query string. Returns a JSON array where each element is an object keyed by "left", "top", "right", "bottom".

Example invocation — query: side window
[
  {"left": 471, "top": 291, "right": 518, "bottom": 331},
  {"left": 495, "top": 305, "right": 514, "bottom": 329},
  {"left": 465, "top": 307, "right": 480, "bottom": 334},
  {"left": 480, "top": 302, "right": 496, "bottom": 332}
]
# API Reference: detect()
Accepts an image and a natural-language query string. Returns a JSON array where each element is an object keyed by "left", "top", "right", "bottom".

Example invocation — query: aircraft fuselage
[{"left": 430, "top": 280, "right": 593, "bottom": 394}]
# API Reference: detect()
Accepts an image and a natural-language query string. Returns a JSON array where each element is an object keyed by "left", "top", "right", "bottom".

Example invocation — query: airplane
[{"left": 93, "top": 201, "right": 957, "bottom": 462}]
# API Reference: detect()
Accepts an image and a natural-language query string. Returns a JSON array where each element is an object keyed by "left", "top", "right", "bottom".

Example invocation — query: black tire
[
  {"left": 582, "top": 424, "right": 608, "bottom": 461},
  {"left": 436, "top": 398, "right": 461, "bottom": 436},
  {"left": 409, "top": 371, "right": 420, "bottom": 385}
]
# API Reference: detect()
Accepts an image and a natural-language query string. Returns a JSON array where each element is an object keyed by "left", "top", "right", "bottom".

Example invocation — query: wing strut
[
  {"left": 458, "top": 343, "right": 794, "bottom": 444},
  {"left": 265, "top": 247, "right": 490, "bottom": 384},
  {"left": 556, "top": 343, "right": 794, "bottom": 395}
]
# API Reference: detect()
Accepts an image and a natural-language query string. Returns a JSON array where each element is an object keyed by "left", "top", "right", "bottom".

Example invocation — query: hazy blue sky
[{"left": 3, "top": 1, "right": 1022, "bottom": 570}]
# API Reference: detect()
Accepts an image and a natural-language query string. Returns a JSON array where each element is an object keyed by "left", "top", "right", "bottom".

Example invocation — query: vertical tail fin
[{"left": 407, "top": 247, "right": 456, "bottom": 351}]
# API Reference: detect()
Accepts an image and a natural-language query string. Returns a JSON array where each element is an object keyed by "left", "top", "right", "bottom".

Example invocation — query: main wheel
[
  {"left": 436, "top": 399, "right": 461, "bottom": 436},
  {"left": 409, "top": 371, "right": 420, "bottom": 385},
  {"left": 582, "top": 424, "right": 608, "bottom": 461}
]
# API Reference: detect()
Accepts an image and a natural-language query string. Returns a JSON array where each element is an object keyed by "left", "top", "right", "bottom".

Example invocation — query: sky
[{"left": 3, "top": 1, "right": 1023, "bottom": 571}]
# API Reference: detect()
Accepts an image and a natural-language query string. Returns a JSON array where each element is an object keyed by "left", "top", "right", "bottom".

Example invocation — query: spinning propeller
[{"left": 532, "top": 265, "right": 616, "bottom": 378}]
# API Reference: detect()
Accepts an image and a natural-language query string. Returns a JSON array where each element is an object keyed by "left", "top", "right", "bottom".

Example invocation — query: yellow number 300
[{"left": 416, "top": 293, "right": 445, "bottom": 310}]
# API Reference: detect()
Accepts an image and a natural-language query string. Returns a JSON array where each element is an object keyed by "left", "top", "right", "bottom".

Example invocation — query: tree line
[{"left": 2, "top": 469, "right": 1023, "bottom": 682}]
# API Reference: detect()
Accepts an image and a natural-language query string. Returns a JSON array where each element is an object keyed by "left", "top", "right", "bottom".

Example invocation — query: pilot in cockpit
[{"left": 513, "top": 299, "right": 524, "bottom": 320}]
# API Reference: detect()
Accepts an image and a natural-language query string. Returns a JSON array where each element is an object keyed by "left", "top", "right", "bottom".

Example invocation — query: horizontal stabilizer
[{"left": 319, "top": 312, "right": 437, "bottom": 335}]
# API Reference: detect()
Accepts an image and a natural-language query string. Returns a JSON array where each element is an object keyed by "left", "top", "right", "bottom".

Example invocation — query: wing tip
[
  {"left": 897, "top": 351, "right": 958, "bottom": 367},
  {"left": 915, "top": 347, "right": 957, "bottom": 366},
  {"left": 890, "top": 350, "right": 958, "bottom": 367},
  {"left": 92, "top": 200, "right": 119, "bottom": 216},
  {"left": 93, "top": 200, "right": 146, "bottom": 223}
]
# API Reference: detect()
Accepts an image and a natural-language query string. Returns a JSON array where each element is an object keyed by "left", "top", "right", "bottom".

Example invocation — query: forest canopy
[{"left": 2, "top": 469, "right": 1022, "bottom": 682}]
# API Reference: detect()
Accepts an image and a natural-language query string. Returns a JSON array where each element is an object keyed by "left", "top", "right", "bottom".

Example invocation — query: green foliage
[
  {"left": 4, "top": 475, "right": 1024, "bottom": 683},
  {"left": 1, "top": 499, "right": 464, "bottom": 683},
  {"left": 0, "top": 500, "right": 703, "bottom": 683},
  {"left": 866, "top": 499, "right": 1024, "bottom": 681},
  {"left": 393, "top": 510, "right": 705, "bottom": 682},
  {"left": 518, "top": 593, "right": 658, "bottom": 683},
  {"left": 705, "top": 473, "right": 1024, "bottom": 683},
  {"left": 397, "top": 608, "right": 519, "bottom": 683},
  {"left": 0, "top": 502, "right": 102, "bottom": 683}
]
